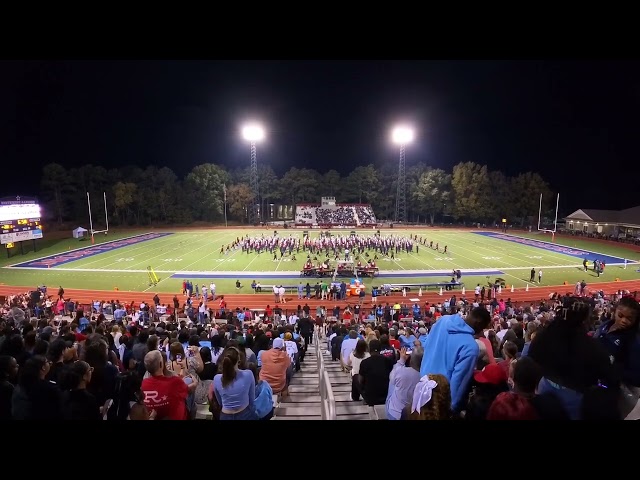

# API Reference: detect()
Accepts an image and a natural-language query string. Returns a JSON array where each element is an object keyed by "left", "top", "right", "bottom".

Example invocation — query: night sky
[{"left": 1, "top": 60, "right": 638, "bottom": 212}]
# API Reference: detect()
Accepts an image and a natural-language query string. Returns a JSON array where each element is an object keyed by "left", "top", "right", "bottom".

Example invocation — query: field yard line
[
  {"left": 274, "top": 253, "right": 284, "bottom": 271},
  {"left": 128, "top": 231, "right": 235, "bottom": 271},
  {"left": 242, "top": 253, "right": 261, "bottom": 271},
  {"left": 122, "top": 234, "right": 211, "bottom": 270},
  {"left": 66, "top": 234, "right": 180, "bottom": 269},
  {"left": 180, "top": 234, "right": 241, "bottom": 273},
  {"left": 438, "top": 234, "right": 523, "bottom": 269},
  {"left": 423, "top": 238, "right": 534, "bottom": 287},
  {"left": 104, "top": 234, "right": 200, "bottom": 268},
  {"left": 124, "top": 231, "right": 232, "bottom": 271},
  {"left": 151, "top": 230, "right": 241, "bottom": 271},
  {"left": 120, "top": 236, "right": 200, "bottom": 270},
  {"left": 440, "top": 235, "right": 570, "bottom": 286},
  {"left": 391, "top": 257, "right": 406, "bottom": 270},
  {"left": 406, "top": 251, "right": 438, "bottom": 270},
  {"left": 452, "top": 234, "right": 572, "bottom": 268}
]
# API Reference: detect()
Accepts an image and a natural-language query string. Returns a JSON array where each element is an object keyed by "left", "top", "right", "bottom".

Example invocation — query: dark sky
[{"left": 1, "top": 60, "right": 639, "bottom": 212}]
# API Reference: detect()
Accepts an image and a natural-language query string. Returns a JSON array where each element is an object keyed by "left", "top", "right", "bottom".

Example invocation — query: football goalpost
[
  {"left": 537, "top": 192, "right": 560, "bottom": 241},
  {"left": 87, "top": 192, "right": 109, "bottom": 244}
]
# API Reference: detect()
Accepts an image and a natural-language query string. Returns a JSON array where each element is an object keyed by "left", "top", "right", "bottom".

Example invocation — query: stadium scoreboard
[{"left": 0, "top": 197, "right": 43, "bottom": 245}]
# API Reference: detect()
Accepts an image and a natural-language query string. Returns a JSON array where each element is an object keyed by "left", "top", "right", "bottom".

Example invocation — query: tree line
[{"left": 39, "top": 162, "right": 554, "bottom": 227}]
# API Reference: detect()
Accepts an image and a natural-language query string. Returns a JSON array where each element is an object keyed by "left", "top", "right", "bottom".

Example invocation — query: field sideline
[{"left": 0, "top": 228, "right": 639, "bottom": 297}]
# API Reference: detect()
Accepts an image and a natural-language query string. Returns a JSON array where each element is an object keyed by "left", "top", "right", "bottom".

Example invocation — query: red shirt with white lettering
[{"left": 141, "top": 375, "right": 189, "bottom": 420}]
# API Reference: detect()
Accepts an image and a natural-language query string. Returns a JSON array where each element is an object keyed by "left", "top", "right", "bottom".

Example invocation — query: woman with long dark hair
[
  {"left": 211, "top": 347, "right": 257, "bottom": 420},
  {"left": 528, "top": 296, "right": 617, "bottom": 419},
  {"left": 61, "top": 361, "right": 101, "bottom": 420},
  {"left": 11, "top": 355, "right": 62, "bottom": 420},
  {"left": 0, "top": 355, "right": 19, "bottom": 420}
]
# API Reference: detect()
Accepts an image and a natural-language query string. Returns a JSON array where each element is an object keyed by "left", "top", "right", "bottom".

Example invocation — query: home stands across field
[{"left": 295, "top": 203, "right": 377, "bottom": 227}]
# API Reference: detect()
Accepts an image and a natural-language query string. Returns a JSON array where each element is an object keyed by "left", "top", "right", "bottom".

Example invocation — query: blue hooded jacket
[{"left": 420, "top": 313, "right": 479, "bottom": 411}]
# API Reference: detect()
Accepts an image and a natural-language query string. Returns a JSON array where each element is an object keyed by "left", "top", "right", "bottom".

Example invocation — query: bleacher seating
[{"left": 295, "top": 204, "right": 377, "bottom": 226}]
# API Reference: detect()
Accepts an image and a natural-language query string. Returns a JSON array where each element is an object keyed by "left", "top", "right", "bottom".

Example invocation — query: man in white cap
[{"left": 259, "top": 337, "right": 291, "bottom": 398}]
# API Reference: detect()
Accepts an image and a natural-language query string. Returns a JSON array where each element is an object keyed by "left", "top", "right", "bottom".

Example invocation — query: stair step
[
  {"left": 289, "top": 378, "right": 320, "bottom": 386},
  {"left": 286, "top": 394, "right": 323, "bottom": 402},
  {"left": 272, "top": 415, "right": 322, "bottom": 420},
  {"left": 276, "top": 406, "right": 322, "bottom": 416},
  {"left": 275, "top": 404, "right": 371, "bottom": 417},
  {"left": 337, "top": 413, "right": 371, "bottom": 420},
  {"left": 289, "top": 385, "right": 321, "bottom": 393},
  {"left": 329, "top": 385, "right": 352, "bottom": 393},
  {"left": 278, "top": 401, "right": 322, "bottom": 408}
]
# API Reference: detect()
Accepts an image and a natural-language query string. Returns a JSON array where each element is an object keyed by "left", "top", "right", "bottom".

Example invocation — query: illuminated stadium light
[
  {"left": 391, "top": 126, "right": 414, "bottom": 145},
  {"left": 242, "top": 124, "right": 265, "bottom": 142}
]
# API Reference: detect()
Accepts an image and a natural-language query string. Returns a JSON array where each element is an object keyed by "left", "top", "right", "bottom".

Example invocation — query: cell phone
[
  {"left": 406, "top": 349, "right": 413, "bottom": 355},
  {"left": 176, "top": 354, "right": 182, "bottom": 361}
]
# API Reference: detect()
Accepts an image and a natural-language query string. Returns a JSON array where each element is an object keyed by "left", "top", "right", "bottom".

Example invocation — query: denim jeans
[{"left": 220, "top": 407, "right": 259, "bottom": 420}]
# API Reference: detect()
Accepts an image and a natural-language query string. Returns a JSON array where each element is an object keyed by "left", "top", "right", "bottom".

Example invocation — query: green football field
[{"left": 1, "top": 228, "right": 638, "bottom": 294}]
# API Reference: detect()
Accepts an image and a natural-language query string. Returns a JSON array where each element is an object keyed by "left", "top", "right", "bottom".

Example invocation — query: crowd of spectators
[
  {"left": 355, "top": 205, "right": 376, "bottom": 225},
  {"left": 2, "top": 282, "right": 639, "bottom": 420},
  {"left": 295, "top": 205, "right": 376, "bottom": 226},
  {"left": 323, "top": 288, "right": 640, "bottom": 420}
]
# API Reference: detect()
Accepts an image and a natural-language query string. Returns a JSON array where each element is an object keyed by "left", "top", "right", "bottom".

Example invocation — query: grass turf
[{"left": 1, "top": 228, "right": 638, "bottom": 295}]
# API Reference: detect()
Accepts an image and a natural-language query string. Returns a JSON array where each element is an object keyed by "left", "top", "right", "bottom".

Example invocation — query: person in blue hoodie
[{"left": 420, "top": 307, "right": 491, "bottom": 413}]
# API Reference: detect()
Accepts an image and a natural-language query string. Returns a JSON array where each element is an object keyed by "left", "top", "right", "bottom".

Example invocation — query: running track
[{"left": 2, "top": 280, "right": 639, "bottom": 310}]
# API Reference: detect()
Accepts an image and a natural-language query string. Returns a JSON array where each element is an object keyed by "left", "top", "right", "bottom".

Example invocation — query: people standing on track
[
  {"left": 530, "top": 268, "right": 535, "bottom": 282},
  {"left": 538, "top": 270, "right": 542, "bottom": 284}
]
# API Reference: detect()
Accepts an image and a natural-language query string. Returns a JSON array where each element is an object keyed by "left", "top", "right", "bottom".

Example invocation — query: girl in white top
[{"left": 348, "top": 339, "right": 371, "bottom": 377}]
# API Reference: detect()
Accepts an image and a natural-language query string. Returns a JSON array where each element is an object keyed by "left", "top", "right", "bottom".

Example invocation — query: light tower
[
  {"left": 242, "top": 123, "right": 265, "bottom": 225},
  {"left": 391, "top": 125, "right": 414, "bottom": 223}
]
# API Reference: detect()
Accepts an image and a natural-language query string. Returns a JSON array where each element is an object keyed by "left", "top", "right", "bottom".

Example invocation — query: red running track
[{"left": 2, "top": 280, "right": 640, "bottom": 311}]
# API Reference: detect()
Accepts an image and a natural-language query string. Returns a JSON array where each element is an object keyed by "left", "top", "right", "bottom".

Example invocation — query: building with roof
[{"left": 563, "top": 206, "right": 640, "bottom": 239}]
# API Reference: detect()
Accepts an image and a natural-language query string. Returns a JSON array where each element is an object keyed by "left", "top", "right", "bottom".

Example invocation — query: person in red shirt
[
  {"left": 141, "top": 350, "right": 190, "bottom": 420},
  {"left": 388, "top": 329, "right": 401, "bottom": 351}
]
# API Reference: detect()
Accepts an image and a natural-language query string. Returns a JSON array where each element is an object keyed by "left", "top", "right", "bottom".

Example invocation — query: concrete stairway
[
  {"left": 272, "top": 347, "right": 323, "bottom": 420},
  {"left": 273, "top": 338, "right": 373, "bottom": 420},
  {"left": 319, "top": 339, "right": 374, "bottom": 420}
]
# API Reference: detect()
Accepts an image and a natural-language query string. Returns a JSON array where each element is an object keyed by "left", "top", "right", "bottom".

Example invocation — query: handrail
[{"left": 314, "top": 330, "right": 337, "bottom": 420}]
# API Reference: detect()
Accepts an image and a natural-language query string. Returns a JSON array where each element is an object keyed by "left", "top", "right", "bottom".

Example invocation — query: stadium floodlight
[
  {"left": 391, "top": 125, "right": 414, "bottom": 223},
  {"left": 242, "top": 122, "right": 265, "bottom": 225},
  {"left": 391, "top": 126, "right": 414, "bottom": 145},
  {"left": 242, "top": 124, "right": 265, "bottom": 142}
]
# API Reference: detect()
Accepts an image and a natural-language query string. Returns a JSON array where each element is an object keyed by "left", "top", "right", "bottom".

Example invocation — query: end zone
[
  {"left": 7, "top": 233, "right": 173, "bottom": 269},
  {"left": 474, "top": 231, "right": 627, "bottom": 264}
]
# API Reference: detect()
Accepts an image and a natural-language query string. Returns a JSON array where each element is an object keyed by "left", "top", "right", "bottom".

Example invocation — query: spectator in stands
[
  {"left": 45, "top": 339, "right": 72, "bottom": 387},
  {"left": 507, "top": 356, "right": 570, "bottom": 420},
  {"left": 359, "top": 339, "right": 394, "bottom": 406},
  {"left": 528, "top": 297, "right": 617, "bottom": 420},
  {"left": 464, "top": 363, "right": 509, "bottom": 420},
  {"left": 486, "top": 389, "right": 539, "bottom": 420},
  {"left": 84, "top": 339, "right": 119, "bottom": 408},
  {"left": 61, "top": 360, "right": 101, "bottom": 420},
  {"left": 348, "top": 339, "right": 370, "bottom": 401},
  {"left": 0, "top": 355, "right": 18, "bottom": 420},
  {"left": 142, "top": 350, "right": 189, "bottom": 420},
  {"left": 259, "top": 338, "right": 291, "bottom": 398},
  {"left": 12, "top": 355, "right": 62, "bottom": 420},
  {"left": 249, "top": 364, "right": 274, "bottom": 421},
  {"left": 212, "top": 347, "right": 257, "bottom": 420},
  {"left": 386, "top": 347, "right": 423, "bottom": 420},
  {"left": 420, "top": 307, "right": 491, "bottom": 413},
  {"left": 406, "top": 373, "right": 452, "bottom": 420},
  {"left": 593, "top": 296, "right": 640, "bottom": 388}
]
